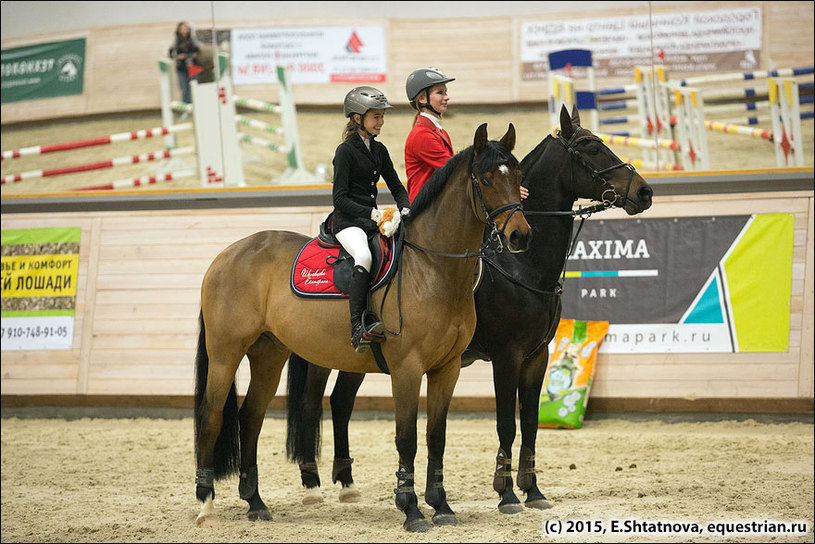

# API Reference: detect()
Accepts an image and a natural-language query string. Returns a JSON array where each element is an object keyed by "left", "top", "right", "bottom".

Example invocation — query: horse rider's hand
[
  {"left": 400, "top": 207, "right": 411, "bottom": 218},
  {"left": 370, "top": 208, "right": 383, "bottom": 223},
  {"left": 520, "top": 186, "right": 529, "bottom": 200}
]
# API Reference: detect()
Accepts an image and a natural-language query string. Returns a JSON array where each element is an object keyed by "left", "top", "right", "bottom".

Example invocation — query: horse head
[
  {"left": 471, "top": 123, "right": 532, "bottom": 253},
  {"left": 558, "top": 105, "right": 653, "bottom": 215}
]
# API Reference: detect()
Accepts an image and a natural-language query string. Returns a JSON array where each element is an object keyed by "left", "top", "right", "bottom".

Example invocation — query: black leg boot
[{"left": 349, "top": 265, "right": 384, "bottom": 353}]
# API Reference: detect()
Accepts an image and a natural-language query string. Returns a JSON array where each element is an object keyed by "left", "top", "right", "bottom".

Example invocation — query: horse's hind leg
[
  {"left": 298, "top": 359, "right": 332, "bottom": 505},
  {"left": 238, "top": 334, "right": 289, "bottom": 521},
  {"left": 517, "top": 354, "right": 552, "bottom": 509},
  {"left": 424, "top": 360, "right": 461, "bottom": 526},
  {"left": 330, "top": 370, "right": 365, "bottom": 502}
]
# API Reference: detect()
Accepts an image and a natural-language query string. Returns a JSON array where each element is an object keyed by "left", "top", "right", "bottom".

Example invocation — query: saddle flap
[{"left": 291, "top": 231, "right": 399, "bottom": 299}]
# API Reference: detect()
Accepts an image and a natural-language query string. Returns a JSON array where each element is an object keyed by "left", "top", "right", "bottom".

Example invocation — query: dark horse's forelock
[{"left": 410, "top": 141, "right": 519, "bottom": 218}]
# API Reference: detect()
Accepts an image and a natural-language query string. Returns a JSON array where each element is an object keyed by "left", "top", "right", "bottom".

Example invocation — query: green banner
[{"left": 1, "top": 38, "right": 85, "bottom": 103}]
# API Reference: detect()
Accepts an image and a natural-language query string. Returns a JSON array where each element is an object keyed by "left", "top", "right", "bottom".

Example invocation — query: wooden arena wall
[
  {"left": 1, "top": 1, "right": 813, "bottom": 124},
  {"left": 1, "top": 184, "right": 813, "bottom": 412}
]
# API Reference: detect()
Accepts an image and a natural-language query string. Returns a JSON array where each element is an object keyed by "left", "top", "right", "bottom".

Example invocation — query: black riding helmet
[{"left": 405, "top": 67, "right": 454, "bottom": 115}]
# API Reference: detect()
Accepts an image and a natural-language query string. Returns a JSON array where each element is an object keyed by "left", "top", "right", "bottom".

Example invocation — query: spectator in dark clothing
[{"left": 169, "top": 22, "right": 200, "bottom": 105}]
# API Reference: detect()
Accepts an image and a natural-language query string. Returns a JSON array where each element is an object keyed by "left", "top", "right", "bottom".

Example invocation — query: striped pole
[
  {"left": 1, "top": 123, "right": 192, "bottom": 161},
  {"left": 233, "top": 95, "right": 283, "bottom": 114},
  {"left": 703, "top": 121, "right": 772, "bottom": 141},
  {"left": 72, "top": 169, "right": 197, "bottom": 191},
  {"left": 1, "top": 147, "right": 195, "bottom": 184},
  {"left": 597, "top": 133, "right": 680, "bottom": 151},
  {"left": 619, "top": 156, "right": 683, "bottom": 171},
  {"left": 678, "top": 67, "right": 814, "bottom": 86},
  {"left": 237, "top": 133, "right": 290, "bottom": 153}
]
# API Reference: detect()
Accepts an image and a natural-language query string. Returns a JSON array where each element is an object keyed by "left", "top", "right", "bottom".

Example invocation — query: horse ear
[
  {"left": 499, "top": 123, "right": 516, "bottom": 152},
  {"left": 474, "top": 123, "right": 488, "bottom": 155},
  {"left": 571, "top": 105, "right": 581, "bottom": 127},
  {"left": 560, "top": 105, "right": 574, "bottom": 140}
]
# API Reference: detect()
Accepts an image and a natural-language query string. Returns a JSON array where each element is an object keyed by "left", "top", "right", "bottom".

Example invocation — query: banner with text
[
  {"left": 521, "top": 7, "right": 762, "bottom": 81},
  {"left": 559, "top": 214, "right": 793, "bottom": 353},
  {"left": 231, "top": 26, "right": 386, "bottom": 85},
  {"left": 1, "top": 227, "right": 81, "bottom": 350},
  {"left": 1, "top": 38, "right": 85, "bottom": 103}
]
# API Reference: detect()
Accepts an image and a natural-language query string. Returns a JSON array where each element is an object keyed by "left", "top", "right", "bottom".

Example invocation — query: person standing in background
[{"left": 169, "top": 22, "right": 200, "bottom": 105}]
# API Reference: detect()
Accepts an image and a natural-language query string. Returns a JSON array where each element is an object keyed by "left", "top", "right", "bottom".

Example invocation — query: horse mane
[{"left": 411, "top": 140, "right": 520, "bottom": 218}]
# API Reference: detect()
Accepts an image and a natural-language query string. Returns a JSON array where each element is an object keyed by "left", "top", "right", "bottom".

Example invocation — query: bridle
[{"left": 487, "top": 125, "right": 642, "bottom": 295}]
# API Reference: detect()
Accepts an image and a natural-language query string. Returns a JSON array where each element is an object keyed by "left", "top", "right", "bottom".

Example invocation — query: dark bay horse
[
  {"left": 285, "top": 105, "right": 654, "bottom": 511},
  {"left": 193, "top": 123, "right": 531, "bottom": 531}
]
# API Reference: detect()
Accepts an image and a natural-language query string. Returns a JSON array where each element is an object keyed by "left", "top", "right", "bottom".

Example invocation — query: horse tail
[
  {"left": 193, "top": 309, "right": 241, "bottom": 479},
  {"left": 285, "top": 353, "right": 322, "bottom": 464}
]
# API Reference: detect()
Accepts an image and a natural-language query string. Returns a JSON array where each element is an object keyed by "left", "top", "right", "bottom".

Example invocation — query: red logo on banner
[{"left": 346, "top": 31, "right": 364, "bottom": 54}]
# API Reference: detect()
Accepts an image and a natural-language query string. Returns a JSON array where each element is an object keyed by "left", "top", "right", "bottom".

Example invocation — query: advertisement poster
[
  {"left": 521, "top": 7, "right": 762, "bottom": 80},
  {"left": 1, "top": 227, "right": 81, "bottom": 350},
  {"left": 231, "top": 26, "right": 386, "bottom": 85},
  {"left": 560, "top": 214, "right": 793, "bottom": 353},
  {"left": 1, "top": 38, "right": 85, "bottom": 103}
]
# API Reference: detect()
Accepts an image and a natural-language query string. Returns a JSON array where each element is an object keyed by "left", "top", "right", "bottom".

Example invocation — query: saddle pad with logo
[{"left": 290, "top": 235, "right": 397, "bottom": 298}]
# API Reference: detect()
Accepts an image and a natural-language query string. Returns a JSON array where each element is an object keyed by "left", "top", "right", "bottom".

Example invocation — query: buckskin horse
[
  {"left": 285, "top": 105, "right": 654, "bottom": 512},
  {"left": 193, "top": 123, "right": 531, "bottom": 531}
]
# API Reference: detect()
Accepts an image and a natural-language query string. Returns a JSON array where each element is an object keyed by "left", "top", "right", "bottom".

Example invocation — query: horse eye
[
  {"left": 585, "top": 143, "right": 601, "bottom": 155},
  {"left": 481, "top": 175, "right": 491, "bottom": 186}
]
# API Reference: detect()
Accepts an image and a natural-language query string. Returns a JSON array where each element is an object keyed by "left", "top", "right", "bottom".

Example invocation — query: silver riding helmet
[
  {"left": 343, "top": 86, "right": 393, "bottom": 118},
  {"left": 405, "top": 67, "right": 455, "bottom": 108}
]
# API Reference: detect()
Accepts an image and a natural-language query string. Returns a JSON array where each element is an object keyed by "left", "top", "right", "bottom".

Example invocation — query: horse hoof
[
  {"left": 432, "top": 513, "right": 458, "bottom": 526},
  {"left": 525, "top": 498, "right": 553, "bottom": 510},
  {"left": 247, "top": 508, "right": 272, "bottom": 521},
  {"left": 403, "top": 518, "right": 431, "bottom": 533},
  {"left": 302, "top": 487, "right": 324, "bottom": 505},
  {"left": 195, "top": 514, "right": 219, "bottom": 527},
  {"left": 498, "top": 502, "right": 525, "bottom": 515},
  {"left": 339, "top": 483, "right": 361, "bottom": 503}
]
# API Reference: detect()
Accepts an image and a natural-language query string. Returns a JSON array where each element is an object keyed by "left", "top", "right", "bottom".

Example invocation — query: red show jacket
[{"left": 404, "top": 115, "right": 454, "bottom": 203}]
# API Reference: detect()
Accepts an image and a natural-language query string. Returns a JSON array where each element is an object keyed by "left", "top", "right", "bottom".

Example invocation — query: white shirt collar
[{"left": 420, "top": 112, "right": 443, "bottom": 130}]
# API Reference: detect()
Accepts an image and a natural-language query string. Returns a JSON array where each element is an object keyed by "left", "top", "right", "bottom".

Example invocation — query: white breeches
[{"left": 335, "top": 227, "right": 372, "bottom": 271}]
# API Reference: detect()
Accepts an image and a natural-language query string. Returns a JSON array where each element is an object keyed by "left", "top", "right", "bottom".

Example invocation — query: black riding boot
[{"left": 349, "top": 265, "right": 384, "bottom": 353}]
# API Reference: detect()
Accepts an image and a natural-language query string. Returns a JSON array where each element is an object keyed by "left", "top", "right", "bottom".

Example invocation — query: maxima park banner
[
  {"left": 1, "top": 227, "right": 80, "bottom": 350},
  {"left": 560, "top": 214, "right": 794, "bottom": 353},
  {"left": 1, "top": 38, "right": 85, "bottom": 103}
]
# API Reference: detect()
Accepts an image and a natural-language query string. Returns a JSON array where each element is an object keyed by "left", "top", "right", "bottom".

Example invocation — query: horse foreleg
[
  {"left": 424, "top": 360, "right": 460, "bottom": 526},
  {"left": 390, "top": 364, "right": 428, "bottom": 533},
  {"left": 330, "top": 370, "right": 365, "bottom": 502},
  {"left": 491, "top": 357, "right": 524, "bottom": 514},
  {"left": 517, "top": 354, "right": 552, "bottom": 509},
  {"left": 238, "top": 338, "right": 288, "bottom": 521}
]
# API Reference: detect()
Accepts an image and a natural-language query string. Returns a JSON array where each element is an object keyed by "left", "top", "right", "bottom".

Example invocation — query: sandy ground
[
  {"left": 1, "top": 411, "right": 813, "bottom": 543},
  {"left": 1, "top": 104, "right": 813, "bottom": 195}
]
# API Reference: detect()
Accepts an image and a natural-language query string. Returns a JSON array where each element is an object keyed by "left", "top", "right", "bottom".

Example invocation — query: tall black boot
[{"left": 349, "top": 265, "right": 384, "bottom": 353}]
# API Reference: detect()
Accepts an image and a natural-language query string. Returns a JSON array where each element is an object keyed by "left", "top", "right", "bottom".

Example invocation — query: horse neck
[
  {"left": 520, "top": 147, "right": 578, "bottom": 290},
  {"left": 408, "top": 164, "right": 486, "bottom": 275}
]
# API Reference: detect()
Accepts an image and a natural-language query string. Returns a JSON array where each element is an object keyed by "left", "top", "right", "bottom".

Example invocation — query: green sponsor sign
[{"left": 1, "top": 38, "right": 85, "bottom": 103}]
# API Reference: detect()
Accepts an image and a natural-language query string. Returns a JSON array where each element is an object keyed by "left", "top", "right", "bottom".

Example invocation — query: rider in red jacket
[{"left": 404, "top": 67, "right": 455, "bottom": 203}]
